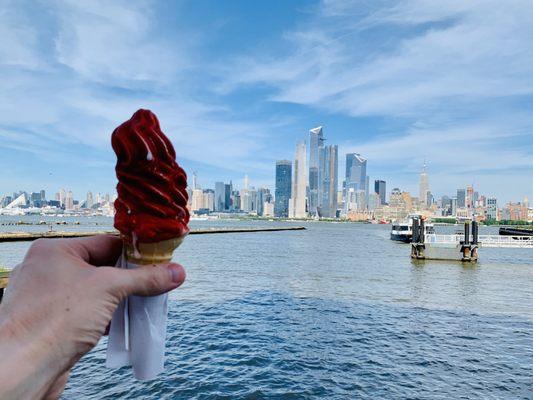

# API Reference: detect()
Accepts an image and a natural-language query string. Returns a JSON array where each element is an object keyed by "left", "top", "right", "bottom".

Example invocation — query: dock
[{"left": 411, "top": 220, "right": 533, "bottom": 262}]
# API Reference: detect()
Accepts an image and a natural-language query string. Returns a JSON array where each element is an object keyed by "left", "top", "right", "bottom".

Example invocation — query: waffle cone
[{"left": 124, "top": 236, "right": 184, "bottom": 265}]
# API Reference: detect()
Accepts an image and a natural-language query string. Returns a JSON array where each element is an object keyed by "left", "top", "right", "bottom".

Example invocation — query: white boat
[{"left": 391, "top": 214, "right": 434, "bottom": 243}]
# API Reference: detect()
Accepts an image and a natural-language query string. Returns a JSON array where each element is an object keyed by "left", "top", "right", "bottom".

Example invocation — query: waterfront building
[
  {"left": 40, "top": 190, "right": 46, "bottom": 201},
  {"left": 345, "top": 153, "right": 367, "bottom": 208},
  {"left": 191, "top": 188, "right": 204, "bottom": 211},
  {"left": 374, "top": 180, "right": 386, "bottom": 205},
  {"left": 65, "top": 191, "right": 74, "bottom": 210},
  {"left": 202, "top": 189, "right": 215, "bottom": 212},
  {"left": 308, "top": 126, "right": 324, "bottom": 216},
  {"left": 320, "top": 145, "right": 338, "bottom": 218},
  {"left": 486, "top": 197, "right": 498, "bottom": 220},
  {"left": 274, "top": 160, "right": 292, "bottom": 217},
  {"left": 224, "top": 183, "right": 232, "bottom": 211},
  {"left": 368, "top": 192, "right": 380, "bottom": 211},
  {"left": 214, "top": 181, "right": 225, "bottom": 211},
  {"left": 457, "top": 189, "right": 466, "bottom": 208},
  {"left": 59, "top": 188, "right": 66, "bottom": 207},
  {"left": 506, "top": 202, "right": 528, "bottom": 221},
  {"left": 263, "top": 201, "right": 274, "bottom": 217},
  {"left": 257, "top": 188, "right": 271, "bottom": 216},
  {"left": 86, "top": 192, "right": 94, "bottom": 209},
  {"left": 419, "top": 163, "right": 429, "bottom": 208},
  {"left": 231, "top": 190, "right": 241, "bottom": 211},
  {"left": 440, "top": 195, "right": 452, "bottom": 216},
  {"left": 466, "top": 186, "right": 474, "bottom": 210},
  {"left": 289, "top": 141, "right": 308, "bottom": 218},
  {"left": 388, "top": 188, "right": 408, "bottom": 220}
]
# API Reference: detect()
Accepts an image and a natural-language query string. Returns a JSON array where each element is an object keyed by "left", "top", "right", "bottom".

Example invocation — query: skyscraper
[
  {"left": 274, "top": 160, "right": 292, "bottom": 217},
  {"left": 289, "top": 141, "right": 307, "bottom": 218},
  {"left": 419, "top": 163, "right": 429, "bottom": 208},
  {"left": 320, "top": 145, "right": 338, "bottom": 218},
  {"left": 214, "top": 181, "right": 225, "bottom": 211},
  {"left": 308, "top": 126, "right": 324, "bottom": 216},
  {"left": 345, "top": 153, "right": 367, "bottom": 192},
  {"left": 65, "top": 190, "right": 74, "bottom": 210},
  {"left": 457, "top": 189, "right": 466, "bottom": 208},
  {"left": 374, "top": 180, "right": 386, "bottom": 205},
  {"left": 86, "top": 191, "right": 94, "bottom": 209},
  {"left": 224, "top": 182, "right": 232, "bottom": 211},
  {"left": 345, "top": 153, "right": 367, "bottom": 211}
]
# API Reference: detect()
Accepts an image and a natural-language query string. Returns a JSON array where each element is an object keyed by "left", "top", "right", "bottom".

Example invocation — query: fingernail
[{"left": 167, "top": 264, "right": 185, "bottom": 285}]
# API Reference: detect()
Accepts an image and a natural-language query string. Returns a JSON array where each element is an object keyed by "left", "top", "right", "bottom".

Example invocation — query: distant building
[
  {"left": 506, "top": 202, "right": 527, "bottom": 221},
  {"left": 345, "top": 153, "right": 367, "bottom": 194},
  {"left": 374, "top": 180, "right": 386, "bottom": 205},
  {"left": 274, "top": 160, "right": 292, "bottom": 218},
  {"left": 214, "top": 182, "right": 225, "bottom": 211},
  {"left": 263, "top": 201, "right": 274, "bottom": 217},
  {"left": 224, "top": 183, "right": 232, "bottom": 211},
  {"left": 203, "top": 189, "right": 215, "bottom": 211},
  {"left": 466, "top": 186, "right": 474, "bottom": 210},
  {"left": 486, "top": 197, "right": 498, "bottom": 220},
  {"left": 86, "top": 192, "right": 94, "bottom": 209},
  {"left": 65, "top": 191, "right": 74, "bottom": 210},
  {"left": 289, "top": 141, "right": 307, "bottom": 218},
  {"left": 257, "top": 188, "right": 271, "bottom": 216},
  {"left": 320, "top": 145, "right": 338, "bottom": 218},
  {"left": 419, "top": 163, "right": 429, "bottom": 208},
  {"left": 308, "top": 126, "right": 324, "bottom": 216},
  {"left": 457, "top": 189, "right": 466, "bottom": 208},
  {"left": 191, "top": 188, "right": 204, "bottom": 211}
]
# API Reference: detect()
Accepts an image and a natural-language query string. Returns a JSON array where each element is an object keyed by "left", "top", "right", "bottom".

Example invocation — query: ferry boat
[{"left": 390, "top": 214, "right": 434, "bottom": 243}]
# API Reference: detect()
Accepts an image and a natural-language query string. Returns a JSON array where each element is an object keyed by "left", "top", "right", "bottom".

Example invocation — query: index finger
[{"left": 65, "top": 234, "right": 123, "bottom": 266}]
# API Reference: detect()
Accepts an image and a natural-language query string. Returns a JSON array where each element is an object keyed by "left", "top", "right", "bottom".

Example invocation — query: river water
[{"left": 0, "top": 216, "right": 531, "bottom": 399}]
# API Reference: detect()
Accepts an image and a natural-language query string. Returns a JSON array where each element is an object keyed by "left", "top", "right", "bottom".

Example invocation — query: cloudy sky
[{"left": 1, "top": 0, "right": 532, "bottom": 203}]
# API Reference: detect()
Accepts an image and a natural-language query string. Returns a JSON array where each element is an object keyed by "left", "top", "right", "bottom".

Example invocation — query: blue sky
[{"left": 1, "top": 0, "right": 532, "bottom": 203}]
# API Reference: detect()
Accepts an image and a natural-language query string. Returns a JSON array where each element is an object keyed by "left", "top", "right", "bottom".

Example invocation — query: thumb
[{"left": 101, "top": 262, "right": 186, "bottom": 298}]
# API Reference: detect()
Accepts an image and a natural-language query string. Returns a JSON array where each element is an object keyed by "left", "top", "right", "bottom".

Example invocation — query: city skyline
[{"left": 1, "top": 1, "right": 532, "bottom": 203}]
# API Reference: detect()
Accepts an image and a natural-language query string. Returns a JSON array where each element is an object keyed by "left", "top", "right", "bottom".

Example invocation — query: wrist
[{"left": 0, "top": 318, "right": 69, "bottom": 399}]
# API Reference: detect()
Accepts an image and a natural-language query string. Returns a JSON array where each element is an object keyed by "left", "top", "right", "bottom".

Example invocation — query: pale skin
[{"left": 0, "top": 235, "right": 186, "bottom": 399}]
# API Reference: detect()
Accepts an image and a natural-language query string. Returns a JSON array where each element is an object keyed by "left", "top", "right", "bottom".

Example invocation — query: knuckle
[
  {"left": 148, "top": 267, "right": 167, "bottom": 290},
  {"left": 28, "top": 238, "right": 49, "bottom": 254}
]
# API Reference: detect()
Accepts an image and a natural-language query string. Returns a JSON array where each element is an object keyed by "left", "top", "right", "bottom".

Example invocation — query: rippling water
[{"left": 1, "top": 216, "right": 532, "bottom": 399}]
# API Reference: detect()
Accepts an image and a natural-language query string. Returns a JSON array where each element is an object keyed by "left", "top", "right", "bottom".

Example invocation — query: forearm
[{"left": 0, "top": 320, "right": 69, "bottom": 399}]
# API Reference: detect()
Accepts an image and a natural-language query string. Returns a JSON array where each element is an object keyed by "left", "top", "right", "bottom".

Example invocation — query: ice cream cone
[{"left": 124, "top": 236, "right": 185, "bottom": 265}]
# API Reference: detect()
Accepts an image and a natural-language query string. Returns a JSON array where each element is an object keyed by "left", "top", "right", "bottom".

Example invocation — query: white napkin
[{"left": 106, "top": 254, "right": 169, "bottom": 380}]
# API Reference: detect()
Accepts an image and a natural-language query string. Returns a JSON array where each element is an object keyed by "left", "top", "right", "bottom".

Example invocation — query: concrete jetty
[{"left": 0, "top": 226, "right": 306, "bottom": 243}]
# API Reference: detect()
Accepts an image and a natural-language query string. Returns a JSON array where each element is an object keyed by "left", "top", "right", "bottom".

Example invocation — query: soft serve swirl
[{"left": 112, "top": 109, "right": 189, "bottom": 243}]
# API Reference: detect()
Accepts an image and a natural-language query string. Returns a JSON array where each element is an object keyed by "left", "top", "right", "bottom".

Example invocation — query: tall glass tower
[
  {"left": 320, "top": 145, "right": 338, "bottom": 218},
  {"left": 274, "top": 160, "right": 292, "bottom": 217},
  {"left": 374, "top": 180, "right": 386, "bottom": 205},
  {"left": 214, "top": 181, "right": 225, "bottom": 211},
  {"left": 308, "top": 126, "right": 324, "bottom": 216},
  {"left": 345, "top": 153, "right": 367, "bottom": 192},
  {"left": 290, "top": 141, "right": 307, "bottom": 218}
]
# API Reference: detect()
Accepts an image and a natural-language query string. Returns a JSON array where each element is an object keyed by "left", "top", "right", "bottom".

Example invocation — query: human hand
[{"left": 0, "top": 235, "right": 186, "bottom": 399}]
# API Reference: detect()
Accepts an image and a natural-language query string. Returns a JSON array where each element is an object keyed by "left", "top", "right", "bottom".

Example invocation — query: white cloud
[{"left": 219, "top": 0, "right": 533, "bottom": 200}]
